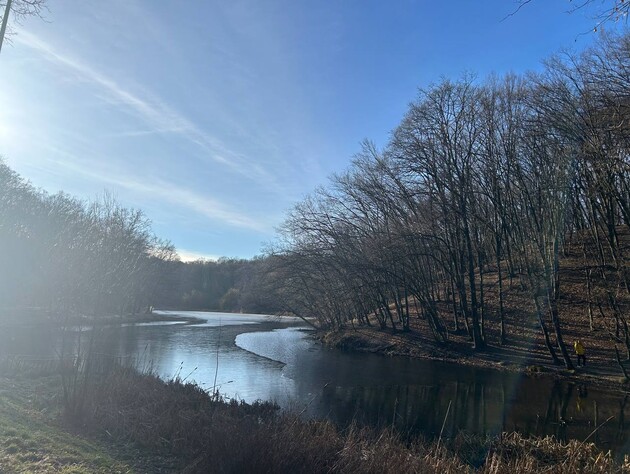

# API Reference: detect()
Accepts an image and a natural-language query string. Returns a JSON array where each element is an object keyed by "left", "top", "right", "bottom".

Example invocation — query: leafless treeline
[
  {"left": 0, "top": 163, "right": 177, "bottom": 317},
  {"left": 0, "top": 165, "right": 284, "bottom": 316},
  {"left": 268, "top": 33, "right": 630, "bottom": 368}
]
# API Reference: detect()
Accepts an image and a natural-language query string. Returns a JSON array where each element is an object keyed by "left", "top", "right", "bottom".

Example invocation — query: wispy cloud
[
  {"left": 101, "top": 128, "right": 188, "bottom": 138},
  {"left": 41, "top": 145, "right": 272, "bottom": 233},
  {"left": 120, "top": 177, "right": 271, "bottom": 233},
  {"left": 15, "top": 31, "right": 277, "bottom": 183}
]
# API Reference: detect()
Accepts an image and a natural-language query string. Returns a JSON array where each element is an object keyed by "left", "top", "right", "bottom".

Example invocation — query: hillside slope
[{"left": 322, "top": 228, "right": 630, "bottom": 387}]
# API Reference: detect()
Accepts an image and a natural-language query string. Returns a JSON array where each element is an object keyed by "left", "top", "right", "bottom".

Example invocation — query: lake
[{"left": 2, "top": 310, "right": 630, "bottom": 453}]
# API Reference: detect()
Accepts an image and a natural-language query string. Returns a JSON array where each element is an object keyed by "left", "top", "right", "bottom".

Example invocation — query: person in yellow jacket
[{"left": 574, "top": 340, "right": 586, "bottom": 367}]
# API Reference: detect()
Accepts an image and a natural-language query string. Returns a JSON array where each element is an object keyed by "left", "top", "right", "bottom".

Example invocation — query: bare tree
[
  {"left": 569, "top": 0, "right": 630, "bottom": 30},
  {"left": 267, "top": 31, "right": 630, "bottom": 370},
  {"left": 0, "top": 0, "right": 47, "bottom": 54},
  {"left": 511, "top": 1, "right": 629, "bottom": 31}
]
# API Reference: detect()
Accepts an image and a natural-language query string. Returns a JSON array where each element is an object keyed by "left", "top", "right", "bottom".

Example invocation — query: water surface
[{"left": 2, "top": 310, "right": 630, "bottom": 453}]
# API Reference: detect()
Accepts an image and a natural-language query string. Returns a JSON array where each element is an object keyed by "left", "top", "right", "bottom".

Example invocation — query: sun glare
[{"left": 0, "top": 122, "right": 12, "bottom": 141}]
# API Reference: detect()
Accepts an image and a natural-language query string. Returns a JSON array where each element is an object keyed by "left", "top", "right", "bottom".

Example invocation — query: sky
[{"left": 0, "top": 0, "right": 625, "bottom": 261}]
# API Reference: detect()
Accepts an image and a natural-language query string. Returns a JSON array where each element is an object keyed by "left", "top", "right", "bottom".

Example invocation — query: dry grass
[
  {"left": 0, "top": 374, "right": 139, "bottom": 474},
  {"left": 66, "top": 367, "right": 630, "bottom": 473},
  {"left": 3, "top": 359, "right": 628, "bottom": 473}
]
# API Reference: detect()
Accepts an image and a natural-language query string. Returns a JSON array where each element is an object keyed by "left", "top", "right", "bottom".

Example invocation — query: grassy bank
[
  {"left": 0, "top": 376, "right": 143, "bottom": 473},
  {"left": 1, "top": 363, "right": 629, "bottom": 473}
]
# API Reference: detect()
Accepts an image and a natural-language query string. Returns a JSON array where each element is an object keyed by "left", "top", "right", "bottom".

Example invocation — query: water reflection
[
  {"left": 313, "top": 369, "right": 630, "bottom": 453},
  {"left": 235, "top": 324, "right": 630, "bottom": 453},
  {"left": 2, "top": 311, "right": 630, "bottom": 453}
]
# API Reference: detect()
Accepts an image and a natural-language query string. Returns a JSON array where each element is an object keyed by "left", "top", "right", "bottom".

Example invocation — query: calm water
[{"left": 2, "top": 310, "right": 630, "bottom": 453}]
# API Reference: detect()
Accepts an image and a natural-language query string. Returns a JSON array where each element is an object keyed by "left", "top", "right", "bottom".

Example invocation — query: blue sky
[{"left": 0, "top": 0, "right": 624, "bottom": 260}]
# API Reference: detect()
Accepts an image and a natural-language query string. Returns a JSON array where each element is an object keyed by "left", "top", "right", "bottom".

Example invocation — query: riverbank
[
  {"left": 0, "top": 374, "right": 163, "bottom": 473},
  {"left": 1, "top": 365, "right": 628, "bottom": 473},
  {"left": 316, "top": 240, "right": 630, "bottom": 392},
  {"left": 0, "top": 307, "right": 305, "bottom": 330},
  {"left": 318, "top": 323, "right": 630, "bottom": 393},
  {"left": 0, "top": 307, "right": 206, "bottom": 329},
  {"left": 321, "top": 319, "right": 630, "bottom": 393}
]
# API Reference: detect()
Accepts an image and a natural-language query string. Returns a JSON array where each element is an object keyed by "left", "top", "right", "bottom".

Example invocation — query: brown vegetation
[{"left": 62, "top": 367, "right": 630, "bottom": 473}]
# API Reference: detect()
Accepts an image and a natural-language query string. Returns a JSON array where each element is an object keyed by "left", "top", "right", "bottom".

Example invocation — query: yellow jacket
[{"left": 574, "top": 341, "right": 585, "bottom": 355}]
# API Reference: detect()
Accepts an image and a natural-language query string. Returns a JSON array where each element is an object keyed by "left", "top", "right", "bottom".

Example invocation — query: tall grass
[{"left": 61, "top": 364, "right": 630, "bottom": 473}]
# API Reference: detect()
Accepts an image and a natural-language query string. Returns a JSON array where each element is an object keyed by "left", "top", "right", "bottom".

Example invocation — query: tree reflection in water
[{"left": 319, "top": 376, "right": 628, "bottom": 452}]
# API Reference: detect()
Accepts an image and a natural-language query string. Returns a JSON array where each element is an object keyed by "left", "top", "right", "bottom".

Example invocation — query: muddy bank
[{"left": 316, "top": 327, "right": 630, "bottom": 393}]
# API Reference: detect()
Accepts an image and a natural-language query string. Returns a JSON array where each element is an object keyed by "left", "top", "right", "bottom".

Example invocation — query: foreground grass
[
  {"left": 2, "top": 365, "right": 630, "bottom": 473},
  {"left": 0, "top": 377, "right": 137, "bottom": 473},
  {"left": 55, "top": 368, "right": 630, "bottom": 473}
]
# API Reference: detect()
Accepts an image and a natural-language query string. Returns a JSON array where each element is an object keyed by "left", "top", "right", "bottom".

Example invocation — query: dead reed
[{"left": 66, "top": 366, "right": 630, "bottom": 473}]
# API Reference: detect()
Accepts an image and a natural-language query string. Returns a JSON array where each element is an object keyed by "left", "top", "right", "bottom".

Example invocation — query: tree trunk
[
  {"left": 496, "top": 237, "right": 506, "bottom": 345},
  {"left": 534, "top": 296, "right": 560, "bottom": 365},
  {"left": 462, "top": 209, "right": 485, "bottom": 350}
]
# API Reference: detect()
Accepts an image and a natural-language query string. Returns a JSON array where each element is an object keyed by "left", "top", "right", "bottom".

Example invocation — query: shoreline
[
  {"left": 315, "top": 327, "right": 630, "bottom": 393},
  {"left": 0, "top": 309, "right": 206, "bottom": 329}
]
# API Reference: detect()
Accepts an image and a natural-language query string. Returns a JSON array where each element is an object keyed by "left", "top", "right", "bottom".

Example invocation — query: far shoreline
[
  {"left": 0, "top": 307, "right": 303, "bottom": 329},
  {"left": 0, "top": 307, "right": 204, "bottom": 328}
]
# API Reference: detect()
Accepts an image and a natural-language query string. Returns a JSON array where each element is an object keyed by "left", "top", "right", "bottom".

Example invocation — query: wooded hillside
[{"left": 266, "top": 32, "right": 630, "bottom": 373}]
